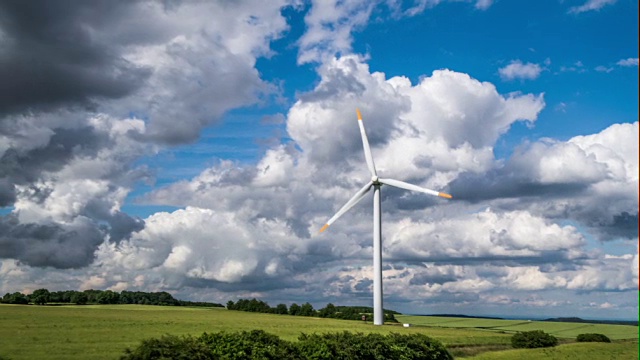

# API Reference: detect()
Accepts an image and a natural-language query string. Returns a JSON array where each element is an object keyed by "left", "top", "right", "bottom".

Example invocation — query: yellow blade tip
[
  {"left": 438, "top": 192, "right": 452, "bottom": 199},
  {"left": 319, "top": 224, "right": 329, "bottom": 233},
  {"left": 356, "top": 108, "right": 362, "bottom": 121}
]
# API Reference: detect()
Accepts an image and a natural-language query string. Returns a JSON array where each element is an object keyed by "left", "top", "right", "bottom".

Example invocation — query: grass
[
  {"left": 466, "top": 341, "right": 639, "bottom": 359},
  {"left": 396, "top": 315, "right": 638, "bottom": 340},
  {"left": 0, "top": 304, "right": 636, "bottom": 360},
  {"left": 0, "top": 304, "right": 509, "bottom": 360}
]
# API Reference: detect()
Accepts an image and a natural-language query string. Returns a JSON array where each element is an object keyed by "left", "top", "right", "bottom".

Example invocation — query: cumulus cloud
[
  {"left": 131, "top": 56, "right": 610, "bottom": 308},
  {"left": 0, "top": 214, "right": 104, "bottom": 268},
  {"left": 616, "top": 58, "right": 639, "bottom": 67},
  {"left": 450, "top": 122, "right": 638, "bottom": 241},
  {"left": 298, "top": 0, "right": 496, "bottom": 64},
  {"left": 499, "top": 60, "right": 543, "bottom": 81},
  {"left": 0, "top": 1, "right": 151, "bottom": 117},
  {"left": 0, "top": 1, "right": 635, "bottom": 320},
  {"left": 568, "top": 0, "right": 617, "bottom": 14},
  {"left": 298, "top": 0, "right": 375, "bottom": 64},
  {"left": 0, "top": 1, "right": 291, "bottom": 144},
  {"left": 0, "top": 1, "right": 294, "bottom": 269},
  {"left": 0, "top": 116, "right": 148, "bottom": 268},
  {"left": 146, "top": 56, "right": 545, "bottom": 237},
  {"left": 384, "top": 209, "right": 586, "bottom": 263},
  {"left": 112, "top": 207, "right": 307, "bottom": 289}
]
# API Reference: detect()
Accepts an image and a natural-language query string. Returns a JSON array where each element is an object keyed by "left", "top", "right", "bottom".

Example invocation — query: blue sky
[{"left": 0, "top": 0, "right": 637, "bottom": 320}]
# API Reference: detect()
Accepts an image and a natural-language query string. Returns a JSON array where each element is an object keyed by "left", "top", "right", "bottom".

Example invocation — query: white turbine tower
[{"left": 319, "top": 109, "right": 452, "bottom": 325}]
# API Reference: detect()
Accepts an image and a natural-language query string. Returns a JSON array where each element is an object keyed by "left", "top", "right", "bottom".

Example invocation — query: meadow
[
  {"left": 0, "top": 304, "right": 636, "bottom": 360},
  {"left": 395, "top": 315, "right": 638, "bottom": 340}
]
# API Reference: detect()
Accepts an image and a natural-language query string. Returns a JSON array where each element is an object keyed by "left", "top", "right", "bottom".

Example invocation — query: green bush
[
  {"left": 385, "top": 333, "right": 454, "bottom": 360},
  {"left": 121, "top": 330, "right": 453, "bottom": 360},
  {"left": 576, "top": 333, "right": 611, "bottom": 343},
  {"left": 199, "top": 330, "right": 300, "bottom": 360},
  {"left": 511, "top": 330, "right": 558, "bottom": 349},
  {"left": 296, "top": 332, "right": 391, "bottom": 359},
  {"left": 120, "top": 334, "right": 212, "bottom": 360}
]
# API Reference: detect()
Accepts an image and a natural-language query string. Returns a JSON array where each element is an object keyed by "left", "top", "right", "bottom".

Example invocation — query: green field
[
  {"left": 395, "top": 315, "right": 638, "bottom": 340},
  {"left": 0, "top": 304, "right": 636, "bottom": 360},
  {"left": 467, "top": 341, "right": 639, "bottom": 360}
]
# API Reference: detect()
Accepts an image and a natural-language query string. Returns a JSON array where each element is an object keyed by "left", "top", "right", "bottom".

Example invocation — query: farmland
[
  {"left": 395, "top": 315, "right": 638, "bottom": 340},
  {"left": 0, "top": 304, "right": 636, "bottom": 360}
]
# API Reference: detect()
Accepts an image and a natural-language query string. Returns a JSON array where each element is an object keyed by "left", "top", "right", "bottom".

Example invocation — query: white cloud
[
  {"left": 568, "top": 0, "right": 617, "bottom": 14},
  {"left": 503, "top": 267, "right": 567, "bottom": 291},
  {"left": 298, "top": 0, "right": 496, "bottom": 63},
  {"left": 594, "top": 65, "right": 614, "bottom": 73},
  {"left": 616, "top": 58, "right": 639, "bottom": 67},
  {"left": 115, "top": 206, "right": 305, "bottom": 285},
  {"left": 384, "top": 209, "right": 585, "bottom": 261},
  {"left": 297, "top": 0, "right": 375, "bottom": 64},
  {"left": 0, "top": 1, "right": 293, "bottom": 270},
  {"left": 0, "top": 1, "right": 636, "bottom": 319},
  {"left": 474, "top": 0, "right": 493, "bottom": 10},
  {"left": 117, "top": 0, "right": 291, "bottom": 144},
  {"left": 499, "top": 60, "right": 543, "bottom": 81}
]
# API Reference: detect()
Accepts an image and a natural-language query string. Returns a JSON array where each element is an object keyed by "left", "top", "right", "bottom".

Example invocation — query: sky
[{"left": 0, "top": 0, "right": 638, "bottom": 320}]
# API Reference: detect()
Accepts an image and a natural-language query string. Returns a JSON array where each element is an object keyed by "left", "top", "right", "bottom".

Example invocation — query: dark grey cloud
[
  {"left": 388, "top": 252, "right": 581, "bottom": 267},
  {"left": 84, "top": 198, "right": 145, "bottom": 242},
  {"left": 0, "top": 0, "right": 152, "bottom": 117},
  {"left": 448, "top": 163, "right": 634, "bottom": 242},
  {"left": 182, "top": 275, "right": 306, "bottom": 293},
  {"left": 448, "top": 169, "right": 588, "bottom": 203},
  {"left": 409, "top": 272, "right": 457, "bottom": 286},
  {"left": 0, "top": 124, "right": 145, "bottom": 267},
  {"left": 0, "top": 178, "right": 16, "bottom": 206},
  {"left": 1, "top": 127, "right": 105, "bottom": 181},
  {"left": 353, "top": 278, "right": 372, "bottom": 291},
  {"left": 0, "top": 214, "right": 104, "bottom": 268},
  {"left": 590, "top": 212, "right": 638, "bottom": 241}
]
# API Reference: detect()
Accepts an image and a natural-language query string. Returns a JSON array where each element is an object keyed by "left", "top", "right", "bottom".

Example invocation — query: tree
[
  {"left": 289, "top": 303, "right": 301, "bottom": 316},
  {"left": 275, "top": 303, "right": 289, "bottom": 315},
  {"left": 97, "top": 290, "right": 119, "bottom": 304},
  {"left": 299, "top": 302, "right": 315, "bottom": 317},
  {"left": 318, "top": 303, "right": 337, "bottom": 318},
  {"left": 71, "top": 292, "right": 88, "bottom": 305},
  {"left": 1, "top": 292, "right": 28, "bottom": 304},
  {"left": 511, "top": 331, "right": 558, "bottom": 348},
  {"left": 31, "top": 288, "right": 50, "bottom": 305}
]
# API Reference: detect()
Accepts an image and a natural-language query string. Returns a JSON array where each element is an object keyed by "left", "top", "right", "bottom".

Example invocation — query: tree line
[
  {"left": 0, "top": 288, "right": 223, "bottom": 308},
  {"left": 1, "top": 290, "right": 398, "bottom": 323},
  {"left": 226, "top": 298, "right": 398, "bottom": 322}
]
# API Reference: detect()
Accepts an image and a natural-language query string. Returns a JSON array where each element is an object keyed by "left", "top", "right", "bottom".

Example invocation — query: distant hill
[
  {"left": 543, "top": 317, "right": 638, "bottom": 326},
  {"left": 421, "top": 314, "right": 504, "bottom": 320}
]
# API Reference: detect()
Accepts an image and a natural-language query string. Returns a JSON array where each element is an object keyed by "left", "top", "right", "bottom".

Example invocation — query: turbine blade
[
  {"left": 356, "top": 109, "right": 377, "bottom": 177},
  {"left": 319, "top": 181, "right": 373, "bottom": 233},
  {"left": 379, "top": 178, "right": 452, "bottom": 199}
]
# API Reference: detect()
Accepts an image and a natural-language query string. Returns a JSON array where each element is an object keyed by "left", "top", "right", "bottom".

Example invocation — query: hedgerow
[{"left": 120, "top": 330, "right": 453, "bottom": 360}]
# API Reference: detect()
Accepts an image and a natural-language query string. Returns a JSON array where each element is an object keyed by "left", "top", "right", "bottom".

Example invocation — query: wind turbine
[{"left": 319, "top": 109, "right": 452, "bottom": 325}]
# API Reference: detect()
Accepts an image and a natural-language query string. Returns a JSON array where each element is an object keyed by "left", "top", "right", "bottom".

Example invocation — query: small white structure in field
[{"left": 403, "top": 323, "right": 411, "bottom": 327}]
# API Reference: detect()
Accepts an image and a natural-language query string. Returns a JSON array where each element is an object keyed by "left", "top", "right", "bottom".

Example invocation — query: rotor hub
[{"left": 371, "top": 175, "right": 380, "bottom": 184}]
